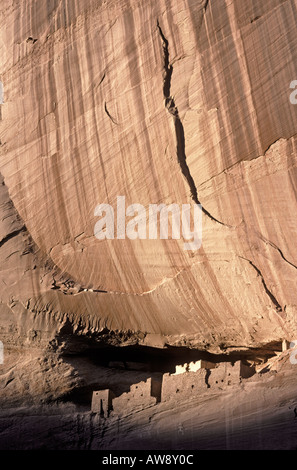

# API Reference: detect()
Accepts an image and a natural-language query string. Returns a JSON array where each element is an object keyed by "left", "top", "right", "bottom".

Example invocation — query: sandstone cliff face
[{"left": 0, "top": 0, "right": 297, "bottom": 407}]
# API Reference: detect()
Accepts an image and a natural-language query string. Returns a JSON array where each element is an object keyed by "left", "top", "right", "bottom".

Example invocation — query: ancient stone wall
[
  {"left": 162, "top": 369, "right": 208, "bottom": 402},
  {"left": 112, "top": 378, "right": 158, "bottom": 416},
  {"left": 207, "top": 361, "right": 255, "bottom": 388},
  {"left": 162, "top": 361, "right": 256, "bottom": 400},
  {"left": 91, "top": 361, "right": 256, "bottom": 414},
  {"left": 207, "top": 362, "right": 241, "bottom": 389},
  {"left": 91, "top": 389, "right": 115, "bottom": 416}
]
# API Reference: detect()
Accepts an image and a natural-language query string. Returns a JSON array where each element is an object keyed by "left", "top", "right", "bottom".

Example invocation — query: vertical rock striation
[{"left": 0, "top": 0, "right": 296, "bottom": 399}]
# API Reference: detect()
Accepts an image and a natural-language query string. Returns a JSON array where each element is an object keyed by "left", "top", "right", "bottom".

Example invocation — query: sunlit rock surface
[{"left": 0, "top": 0, "right": 297, "bottom": 417}]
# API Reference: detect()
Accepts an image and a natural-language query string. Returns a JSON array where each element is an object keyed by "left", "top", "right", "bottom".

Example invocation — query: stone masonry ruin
[{"left": 91, "top": 359, "right": 256, "bottom": 417}]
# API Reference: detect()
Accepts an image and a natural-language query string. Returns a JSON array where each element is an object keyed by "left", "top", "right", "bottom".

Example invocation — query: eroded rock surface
[{"left": 0, "top": 0, "right": 297, "bottom": 411}]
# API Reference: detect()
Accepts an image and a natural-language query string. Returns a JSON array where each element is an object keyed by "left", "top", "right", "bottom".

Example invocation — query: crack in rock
[
  {"left": 156, "top": 20, "right": 228, "bottom": 227},
  {"left": 98, "top": 73, "right": 105, "bottom": 86},
  {"left": 257, "top": 231, "right": 297, "bottom": 271},
  {"left": 0, "top": 226, "right": 26, "bottom": 248},
  {"left": 239, "top": 256, "right": 283, "bottom": 313},
  {"left": 104, "top": 101, "right": 118, "bottom": 125},
  {"left": 200, "top": 134, "right": 297, "bottom": 188}
]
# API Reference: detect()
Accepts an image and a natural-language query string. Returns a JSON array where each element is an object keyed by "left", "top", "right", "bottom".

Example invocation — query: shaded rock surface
[{"left": 1, "top": 349, "right": 297, "bottom": 450}]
